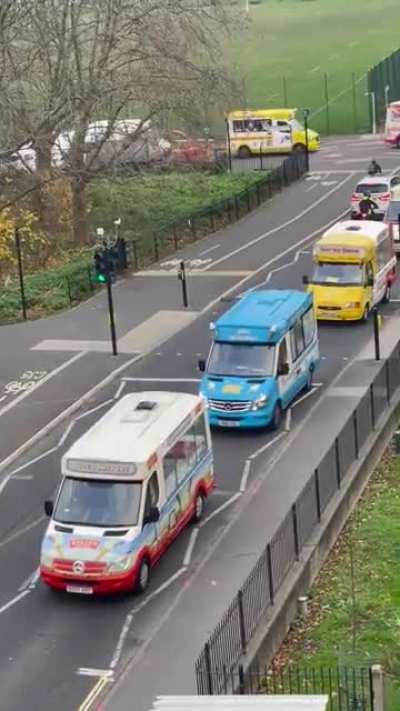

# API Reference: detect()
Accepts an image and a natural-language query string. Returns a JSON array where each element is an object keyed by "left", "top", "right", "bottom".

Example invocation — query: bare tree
[{"left": 0, "top": 0, "right": 236, "bottom": 243}]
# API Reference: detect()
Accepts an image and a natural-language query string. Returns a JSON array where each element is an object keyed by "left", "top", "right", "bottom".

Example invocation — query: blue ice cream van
[{"left": 199, "top": 289, "right": 319, "bottom": 429}]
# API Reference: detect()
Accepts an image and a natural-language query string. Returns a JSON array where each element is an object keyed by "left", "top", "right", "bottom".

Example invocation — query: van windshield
[
  {"left": 385, "top": 201, "right": 400, "bottom": 220},
  {"left": 312, "top": 262, "right": 364, "bottom": 286},
  {"left": 207, "top": 343, "right": 275, "bottom": 377},
  {"left": 54, "top": 478, "right": 142, "bottom": 527}
]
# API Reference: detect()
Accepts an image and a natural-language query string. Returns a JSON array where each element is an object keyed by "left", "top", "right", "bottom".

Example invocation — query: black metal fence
[
  {"left": 195, "top": 345, "right": 400, "bottom": 696},
  {"left": 367, "top": 48, "right": 400, "bottom": 129},
  {"left": 208, "top": 663, "right": 373, "bottom": 711}
]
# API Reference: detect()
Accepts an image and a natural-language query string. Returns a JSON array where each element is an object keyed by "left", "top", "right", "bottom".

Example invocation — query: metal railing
[{"left": 195, "top": 347, "right": 400, "bottom": 695}]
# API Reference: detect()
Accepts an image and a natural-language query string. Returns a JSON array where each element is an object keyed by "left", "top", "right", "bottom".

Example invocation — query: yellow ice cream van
[
  {"left": 304, "top": 221, "right": 396, "bottom": 322},
  {"left": 227, "top": 108, "right": 320, "bottom": 157}
]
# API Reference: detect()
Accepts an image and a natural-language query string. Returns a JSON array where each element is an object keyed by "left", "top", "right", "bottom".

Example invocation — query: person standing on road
[{"left": 368, "top": 159, "right": 382, "bottom": 175}]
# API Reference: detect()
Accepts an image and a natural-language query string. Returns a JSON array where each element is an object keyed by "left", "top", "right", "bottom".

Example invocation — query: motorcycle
[{"left": 353, "top": 207, "right": 382, "bottom": 222}]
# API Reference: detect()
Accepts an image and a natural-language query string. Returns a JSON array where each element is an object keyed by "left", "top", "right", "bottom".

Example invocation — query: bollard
[
  {"left": 178, "top": 260, "right": 189, "bottom": 308},
  {"left": 298, "top": 596, "right": 309, "bottom": 619},
  {"left": 373, "top": 306, "right": 380, "bottom": 361}
]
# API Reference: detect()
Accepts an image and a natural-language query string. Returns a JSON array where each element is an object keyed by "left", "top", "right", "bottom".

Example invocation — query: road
[{"left": 0, "top": 135, "right": 399, "bottom": 711}]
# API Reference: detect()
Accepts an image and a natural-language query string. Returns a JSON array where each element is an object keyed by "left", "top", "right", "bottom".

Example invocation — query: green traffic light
[{"left": 96, "top": 273, "right": 107, "bottom": 283}]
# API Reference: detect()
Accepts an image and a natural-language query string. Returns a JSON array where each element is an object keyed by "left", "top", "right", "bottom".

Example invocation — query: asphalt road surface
[{"left": 0, "top": 135, "right": 399, "bottom": 711}]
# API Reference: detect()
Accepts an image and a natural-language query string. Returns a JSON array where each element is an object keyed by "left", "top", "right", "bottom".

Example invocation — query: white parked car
[{"left": 350, "top": 174, "right": 400, "bottom": 217}]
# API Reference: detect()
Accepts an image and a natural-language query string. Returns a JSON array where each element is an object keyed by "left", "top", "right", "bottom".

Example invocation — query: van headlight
[
  {"left": 108, "top": 556, "right": 132, "bottom": 573},
  {"left": 345, "top": 302, "right": 361, "bottom": 309},
  {"left": 41, "top": 554, "right": 54, "bottom": 569},
  {"left": 252, "top": 395, "right": 268, "bottom": 411}
]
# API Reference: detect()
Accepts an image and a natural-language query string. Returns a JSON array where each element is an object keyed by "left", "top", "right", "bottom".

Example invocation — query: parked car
[{"left": 168, "top": 130, "right": 214, "bottom": 165}]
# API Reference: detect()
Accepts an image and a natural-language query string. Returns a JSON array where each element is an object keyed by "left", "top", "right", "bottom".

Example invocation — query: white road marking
[
  {"left": 110, "top": 567, "right": 187, "bottom": 670},
  {"left": 58, "top": 421, "right": 75, "bottom": 447},
  {"left": 0, "top": 352, "right": 86, "bottom": 420},
  {"left": 11, "top": 475, "right": 33, "bottom": 481},
  {"left": 0, "top": 590, "right": 30, "bottom": 615},
  {"left": 306, "top": 183, "right": 319, "bottom": 192},
  {"left": 0, "top": 396, "right": 6, "bottom": 404},
  {"left": 122, "top": 377, "right": 200, "bottom": 383},
  {"left": 291, "top": 386, "right": 319, "bottom": 408},
  {"left": 285, "top": 408, "right": 292, "bottom": 432},
  {"left": 321, "top": 181, "right": 337, "bottom": 186},
  {"left": 18, "top": 566, "right": 40, "bottom": 592},
  {"left": 114, "top": 381, "right": 126, "bottom": 399},
  {"left": 182, "top": 527, "right": 199, "bottom": 567},
  {"left": 3, "top": 446, "right": 58, "bottom": 486},
  {"left": 75, "top": 398, "right": 114, "bottom": 421},
  {"left": 248, "top": 431, "right": 287, "bottom": 461},
  {"left": 77, "top": 668, "right": 113, "bottom": 678},
  {"left": 239, "top": 459, "right": 251, "bottom": 493},
  {"left": 200, "top": 173, "right": 355, "bottom": 272},
  {"left": 199, "top": 244, "right": 220, "bottom": 255},
  {"left": 199, "top": 492, "right": 241, "bottom": 528},
  {"left": 0, "top": 515, "right": 45, "bottom": 551}
]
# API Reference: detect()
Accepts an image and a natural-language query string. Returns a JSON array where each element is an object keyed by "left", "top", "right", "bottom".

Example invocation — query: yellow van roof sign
[{"left": 314, "top": 244, "right": 366, "bottom": 258}]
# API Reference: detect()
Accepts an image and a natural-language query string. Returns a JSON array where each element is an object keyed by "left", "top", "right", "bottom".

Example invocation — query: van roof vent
[
  {"left": 135, "top": 401, "right": 157, "bottom": 411},
  {"left": 345, "top": 225, "right": 361, "bottom": 231}
]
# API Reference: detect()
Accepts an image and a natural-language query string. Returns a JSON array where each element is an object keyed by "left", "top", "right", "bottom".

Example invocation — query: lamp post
[
  {"left": 365, "top": 91, "right": 377, "bottom": 135},
  {"left": 385, "top": 84, "right": 390, "bottom": 109},
  {"left": 225, "top": 118, "right": 232, "bottom": 172},
  {"left": 15, "top": 227, "right": 27, "bottom": 321},
  {"left": 303, "top": 108, "right": 310, "bottom": 172}
]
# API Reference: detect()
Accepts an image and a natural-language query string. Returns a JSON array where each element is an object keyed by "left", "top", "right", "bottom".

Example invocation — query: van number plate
[
  {"left": 218, "top": 419, "right": 240, "bottom": 428},
  {"left": 66, "top": 585, "right": 93, "bottom": 595}
]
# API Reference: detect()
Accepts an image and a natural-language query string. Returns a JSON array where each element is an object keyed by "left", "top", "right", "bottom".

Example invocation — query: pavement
[{"left": 0, "top": 135, "right": 399, "bottom": 711}]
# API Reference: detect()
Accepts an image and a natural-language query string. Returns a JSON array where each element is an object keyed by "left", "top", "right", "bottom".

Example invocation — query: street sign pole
[{"left": 15, "top": 227, "right": 27, "bottom": 320}]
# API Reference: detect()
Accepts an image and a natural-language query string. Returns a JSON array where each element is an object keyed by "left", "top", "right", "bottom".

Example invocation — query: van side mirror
[
  {"left": 198, "top": 359, "right": 206, "bottom": 372},
  {"left": 44, "top": 500, "right": 53, "bottom": 517},
  {"left": 278, "top": 363, "right": 290, "bottom": 376},
  {"left": 143, "top": 506, "right": 160, "bottom": 526},
  {"left": 302, "top": 275, "right": 309, "bottom": 285}
]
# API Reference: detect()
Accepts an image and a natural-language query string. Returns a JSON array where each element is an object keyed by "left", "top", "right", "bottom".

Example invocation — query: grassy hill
[{"left": 221, "top": 0, "right": 400, "bottom": 134}]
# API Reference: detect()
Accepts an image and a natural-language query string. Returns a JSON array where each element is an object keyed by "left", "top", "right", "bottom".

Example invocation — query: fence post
[
  {"left": 234, "top": 196, "right": 240, "bottom": 220},
  {"left": 266, "top": 543, "right": 274, "bottom": 604},
  {"left": 282, "top": 75, "right": 288, "bottom": 107},
  {"left": 189, "top": 217, "right": 196, "bottom": 242},
  {"left": 246, "top": 189, "right": 251, "bottom": 213},
  {"left": 256, "top": 183, "right": 261, "bottom": 206},
  {"left": 238, "top": 664, "right": 246, "bottom": 695},
  {"left": 237, "top": 589, "right": 247, "bottom": 655},
  {"left": 370, "top": 383, "right": 376, "bottom": 430},
  {"left": 204, "top": 642, "right": 213, "bottom": 695},
  {"left": 314, "top": 468, "right": 321, "bottom": 522},
  {"left": 172, "top": 224, "right": 178, "bottom": 250},
  {"left": 227, "top": 199, "right": 232, "bottom": 223},
  {"left": 153, "top": 234, "right": 159, "bottom": 262},
  {"left": 335, "top": 437, "right": 341, "bottom": 489},
  {"left": 352, "top": 72, "right": 358, "bottom": 133},
  {"left": 324, "top": 73, "right": 330, "bottom": 135},
  {"left": 87, "top": 266, "right": 94, "bottom": 292},
  {"left": 131, "top": 239, "right": 139, "bottom": 271},
  {"left": 370, "top": 665, "right": 384, "bottom": 711},
  {"left": 209, "top": 208, "right": 215, "bottom": 232},
  {"left": 66, "top": 277, "right": 72, "bottom": 305},
  {"left": 385, "top": 360, "right": 391, "bottom": 404},
  {"left": 353, "top": 410, "right": 359, "bottom": 459},
  {"left": 292, "top": 503, "right": 300, "bottom": 560}
]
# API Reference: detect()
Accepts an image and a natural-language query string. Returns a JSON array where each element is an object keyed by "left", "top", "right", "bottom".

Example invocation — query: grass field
[
  {"left": 224, "top": 0, "right": 400, "bottom": 134},
  {"left": 270, "top": 447, "right": 400, "bottom": 708}
]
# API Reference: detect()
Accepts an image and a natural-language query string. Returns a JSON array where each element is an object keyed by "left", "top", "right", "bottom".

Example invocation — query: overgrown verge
[{"left": 268, "top": 444, "right": 400, "bottom": 707}]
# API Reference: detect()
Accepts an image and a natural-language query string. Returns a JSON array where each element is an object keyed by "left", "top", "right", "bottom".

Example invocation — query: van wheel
[
  {"left": 192, "top": 492, "right": 205, "bottom": 523},
  {"left": 383, "top": 285, "right": 391, "bottom": 303},
  {"left": 293, "top": 143, "right": 306, "bottom": 153},
  {"left": 271, "top": 403, "right": 282, "bottom": 430},
  {"left": 305, "top": 369, "right": 313, "bottom": 392},
  {"left": 238, "top": 146, "right": 251, "bottom": 158},
  {"left": 135, "top": 558, "right": 150, "bottom": 593}
]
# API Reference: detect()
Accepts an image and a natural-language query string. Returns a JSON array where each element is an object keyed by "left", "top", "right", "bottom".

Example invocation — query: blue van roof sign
[{"left": 214, "top": 289, "right": 312, "bottom": 345}]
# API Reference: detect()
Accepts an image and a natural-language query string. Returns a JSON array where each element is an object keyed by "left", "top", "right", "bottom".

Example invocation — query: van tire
[
  {"left": 293, "top": 143, "right": 306, "bottom": 153},
  {"left": 305, "top": 369, "right": 313, "bottom": 392},
  {"left": 383, "top": 285, "right": 391, "bottom": 303},
  {"left": 271, "top": 402, "right": 282, "bottom": 430},
  {"left": 238, "top": 146, "right": 251, "bottom": 158},
  {"left": 135, "top": 557, "right": 150, "bottom": 593},
  {"left": 192, "top": 492, "right": 205, "bottom": 523},
  {"left": 362, "top": 304, "right": 370, "bottom": 321}
]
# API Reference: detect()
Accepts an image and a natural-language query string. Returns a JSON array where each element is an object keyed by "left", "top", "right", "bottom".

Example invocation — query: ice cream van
[{"left": 40, "top": 392, "right": 214, "bottom": 595}]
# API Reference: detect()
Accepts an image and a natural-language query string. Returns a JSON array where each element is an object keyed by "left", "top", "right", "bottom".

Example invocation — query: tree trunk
[{"left": 71, "top": 177, "right": 89, "bottom": 244}]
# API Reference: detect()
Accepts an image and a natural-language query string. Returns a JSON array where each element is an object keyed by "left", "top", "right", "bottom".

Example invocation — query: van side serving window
[
  {"left": 144, "top": 471, "right": 160, "bottom": 517},
  {"left": 302, "top": 307, "right": 316, "bottom": 348},
  {"left": 377, "top": 235, "right": 391, "bottom": 270},
  {"left": 162, "top": 414, "right": 209, "bottom": 498},
  {"left": 290, "top": 319, "right": 305, "bottom": 361}
]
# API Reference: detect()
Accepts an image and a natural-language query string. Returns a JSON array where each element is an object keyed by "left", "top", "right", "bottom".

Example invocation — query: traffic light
[{"left": 94, "top": 249, "right": 108, "bottom": 283}]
